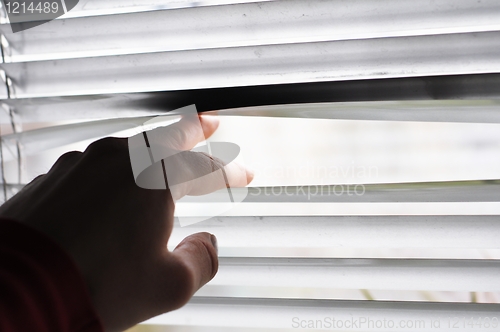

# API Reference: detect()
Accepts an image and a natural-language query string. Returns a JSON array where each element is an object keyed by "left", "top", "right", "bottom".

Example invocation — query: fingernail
[
  {"left": 210, "top": 234, "right": 218, "bottom": 254},
  {"left": 246, "top": 167, "right": 255, "bottom": 184},
  {"left": 200, "top": 114, "right": 220, "bottom": 126}
]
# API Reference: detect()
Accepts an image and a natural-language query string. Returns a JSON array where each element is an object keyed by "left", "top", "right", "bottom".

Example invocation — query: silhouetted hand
[{"left": 0, "top": 115, "right": 253, "bottom": 331}]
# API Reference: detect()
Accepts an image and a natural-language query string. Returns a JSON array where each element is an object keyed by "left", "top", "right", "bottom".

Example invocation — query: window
[{"left": 1, "top": 1, "right": 500, "bottom": 331}]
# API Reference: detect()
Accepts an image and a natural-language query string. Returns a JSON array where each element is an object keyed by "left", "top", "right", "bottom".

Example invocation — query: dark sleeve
[{"left": 0, "top": 219, "right": 103, "bottom": 332}]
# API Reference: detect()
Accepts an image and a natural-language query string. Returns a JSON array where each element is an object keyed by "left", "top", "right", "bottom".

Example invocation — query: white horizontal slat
[
  {"left": 146, "top": 297, "right": 500, "bottom": 330},
  {"left": 196, "top": 286, "right": 498, "bottom": 304},
  {"left": 175, "top": 180, "right": 500, "bottom": 223},
  {"left": 209, "top": 258, "right": 500, "bottom": 292},
  {"left": 4, "top": 98, "right": 500, "bottom": 125},
  {"left": 182, "top": 182, "right": 500, "bottom": 203},
  {"left": 2, "top": 0, "right": 500, "bottom": 62},
  {"left": 63, "top": 0, "right": 273, "bottom": 18},
  {"left": 0, "top": 116, "right": 156, "bottom": 159},
  {"left": 169, "top": 215, "right": 500, "bottom": 259},
  {"left": 0, "top": 0, "right": 271, "bottom": 24},
  {"left": 212, "top": 100, "right": 500, "bottom": 124},
  {"left": 176, "top": 202, "right": 500, "bottom": 217},
  {"left": 0, "top": 95, "right": 165, "bottom": 124},
  {"left": 2, "top": 31, "right": 500, "bottom": 98},
  {"left": 2, "top": 73, "right": 500, "bottom": 122}
]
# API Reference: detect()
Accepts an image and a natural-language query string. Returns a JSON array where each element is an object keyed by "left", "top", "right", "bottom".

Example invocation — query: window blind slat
[
  {"left": 2, "top": 73, "right": 500, "bottom": 123},
  {"left": 2, "top": 31, "right": 500, "bottom": 98},
  {"left": 177, "top": 202, "right": 500, "bottom": 218},
  {"left": 209, "top": 257, "right": 500, "bottom": 292},
  {"left": 0, "top": 0, "right": 271, "bottom": 24},
  {"left": 168, "top": 215, "right": 500, "bottom": 257},
  {"left": 4, "top": 98, "right": 500, "bottom": 156},
  {"left": 179, "top": 181, "right": 500, "bottom": 203},
  {"left": 63, "top": 0, "right": 273, "bottom": 19},
  {"left": 145, "top": 297, "right": 500, "bottom": 329},
  {"left": 212, "top": 100, "right": 500, "bottom": 124},
  {"left": 0, "top": 116, "right": 155, "bottom": 159},
  {"left": 2, "top": 0, "right": 500, "bottom": 62}
]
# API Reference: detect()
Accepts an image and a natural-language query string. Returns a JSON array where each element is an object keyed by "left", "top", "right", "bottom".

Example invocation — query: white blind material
[
  {"left": 146, "top": 298, "right": 500, "bottom": 329},
  {"left": 1, "top": 0, "right": 500, "bottom": 330},
  {"left": 2, "top": 0, "right": 500, "bottom": 61},
  {"left": 1, "top": 31, "right": 500, "bottom": 98}
]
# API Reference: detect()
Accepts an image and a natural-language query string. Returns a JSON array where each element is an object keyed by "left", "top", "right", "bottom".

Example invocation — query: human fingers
[
  {"left": 155, "top": 232, "right": 218, "bottom": 311},
  {"left": 146, "top": 115, "right": 219, "bottom": 152},
  {"left": 24, "top": 150, "right": 83, "bottom": 190},
  {"left": 49, "top": 150, "right": 83, "bottom": 172},
  {"left": 167, "top": 152, "right": 254, "bottom": 200}
]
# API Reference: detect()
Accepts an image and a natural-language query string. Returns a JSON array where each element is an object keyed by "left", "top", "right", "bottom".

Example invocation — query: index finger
[{"left": 147, "top": 115, "right": 219, "bottom": 152}]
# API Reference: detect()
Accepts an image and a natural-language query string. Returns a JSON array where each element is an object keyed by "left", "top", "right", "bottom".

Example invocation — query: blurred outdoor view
[{"left": 5, "top": 115, "right": 500, "bottom": 190}]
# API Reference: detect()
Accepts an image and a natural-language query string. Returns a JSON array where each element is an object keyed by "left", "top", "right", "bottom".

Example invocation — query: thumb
[{"left": 163, "top": 232, "right": 218, "bottom": 309}]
